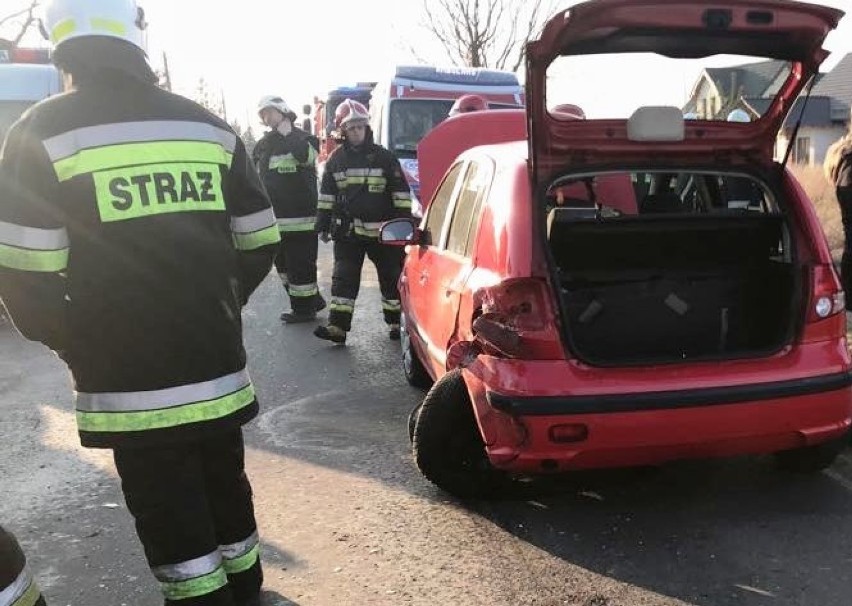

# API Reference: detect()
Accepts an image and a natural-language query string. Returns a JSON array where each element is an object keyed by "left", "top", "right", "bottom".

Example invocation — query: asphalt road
[{"left": 3, "top": 246, "right": 852, "bottom": 606}]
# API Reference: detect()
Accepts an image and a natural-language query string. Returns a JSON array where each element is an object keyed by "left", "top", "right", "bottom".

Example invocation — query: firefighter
[
  {"left": 314, "top": 99, "right": 413, "bottom": 344},
  {"left": 447, "top": 94, "right": 489, "bottom": 118},
  {"left": 253, "top": 95, "right": 326, "bottom": 323},
  {"left": 0, "top": 525, "right": 47, "bottom": 606},
  {"left": 0, "top": 0, "right": 279, "bottom": 604}
]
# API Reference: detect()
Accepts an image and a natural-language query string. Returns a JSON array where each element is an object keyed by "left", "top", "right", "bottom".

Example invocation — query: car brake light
[
  {"left": 471, "top": 278, "right": 562, "bottom": 359},
  {"left": 808, "top": 264, "right": 845, "bottom": 323},
  {"left": 9, "top": 48, "right": 51, "bottom": 64}
]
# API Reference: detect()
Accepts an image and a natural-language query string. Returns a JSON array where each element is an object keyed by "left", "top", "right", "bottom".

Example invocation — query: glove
[{"left": 319, "top": 231, "right": 331, "bottom": 243}]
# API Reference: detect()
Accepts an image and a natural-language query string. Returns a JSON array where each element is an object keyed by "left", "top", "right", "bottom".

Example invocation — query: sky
[{"left": 4, "top": 0, "right": 852, "bottom": 127}]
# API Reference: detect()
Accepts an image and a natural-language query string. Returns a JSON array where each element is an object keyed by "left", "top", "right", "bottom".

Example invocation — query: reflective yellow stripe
[
  {"left": 306, "top": 146, "right": 318, "bottom": 164},
  {"left": 93, "top": 162, "right": 226, "bottom": 223},
  {"left": 288, "top": 283, "right": 319, "bottom": 297},
  {"left": 317, "top": 201, "right": 334, "bottom": 210},
  {"left": 1, "top": 567, "right": 41, "bottom": 606},
  {"left": 90, "top": 17, "right": 127, "bottom": 36},
  {"left": 50, "top": 19, "right": 76, "bottom": 44},
  {"left": 233, "top": 225, "right": 280, "bottom": 251},
  {"left": 339, "top": 177, "right": 387, "bottom": 187},
  {"left": 53, "top": 141, "right": 233, "bottom": 182},
  {"left": 278, "top": 221, "right": 315, "bottom": 233},
  {"left": 269, "top": 154, "right": 298, "bottom": 174},
  {"left": 162, "top": 568, "right": 228, "bottom": 600},
  {"left": 330, "top": 298, "right": 355, "bottom": 314},
  {"left": 76, "top": 384, "right": 255, "bottom": 433},
  {"left": 0, "top": 243, "right": 68, "bottom": 272},
  {"left": 10, "top": 581, "right": 40, "bottom": 606},
  {"left": 353, "top": 227, "right": 379, "bottom": 238},
  {"left": 222, "top": 545, "right": 260, "bottom": 575}
]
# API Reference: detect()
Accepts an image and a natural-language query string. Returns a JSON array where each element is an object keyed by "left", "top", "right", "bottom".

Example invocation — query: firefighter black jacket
[
  {"left": 317, "top": 135, "right": 413, "bottom": 239},
  {"left": 0, "top": 74, "right": 279, "bottom": 448},
  {"left": 252, "top": 127, "right": 319, "bottom": 228}
]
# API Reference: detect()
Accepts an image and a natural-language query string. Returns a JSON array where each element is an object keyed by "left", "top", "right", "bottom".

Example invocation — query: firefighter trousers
[
  {"left": 0, "top": 524, "right": 46, "bottom": 606},
  {"left": 328, "top": 237, "right": 404, "bottom": 331},
  {"left": 113, "top": 429, "right": 262, "bottom": 606},
  {"left": 273, "top": 230, "right": 323, "bottom": 314}
]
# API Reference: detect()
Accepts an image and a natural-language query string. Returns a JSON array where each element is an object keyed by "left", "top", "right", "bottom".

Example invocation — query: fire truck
[
  {"left": 368, "top": 65, "right": 525, "bottom": 213},
  {"left": 0, "top": 43, "right": 62, "bottom": 145}
]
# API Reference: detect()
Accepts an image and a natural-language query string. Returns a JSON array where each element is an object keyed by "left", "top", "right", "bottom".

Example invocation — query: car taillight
[
  {"left": 808, "top": 264, "right": 845, "bottom": 323},
  {"left": 471, "top": 278, "right": 563, "bottom": 359},
  {"left": 10, "top": 48, "right": 51, "bottom": 64}
]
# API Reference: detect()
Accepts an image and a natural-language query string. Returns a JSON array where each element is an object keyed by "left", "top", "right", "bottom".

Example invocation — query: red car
[{"left": 380, "top": 0, "right": 851, "bottom": 498}]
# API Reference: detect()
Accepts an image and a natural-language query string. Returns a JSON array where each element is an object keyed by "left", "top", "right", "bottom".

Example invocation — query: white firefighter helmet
[
  {"left": 726, "top": 108, "right": 751, "bottom": 123},
  {"left": 42, "top": 0, "right": 148, "bottom": 53},
  {"left": 335, "top": 98, "right": 370, "bottom": 130},
  {"left": 257, "top": 95, "right": 296, "bottom": 120}
]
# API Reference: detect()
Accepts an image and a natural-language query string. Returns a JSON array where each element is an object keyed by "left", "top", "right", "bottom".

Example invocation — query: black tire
[
  {"left": 773, "top": 438, "right": 845, "bottom": 473},
  {"left": 407, "top": 402, "right": 421, "bottom": 442},
  {"left": 401, "top": 313, "right": 432, "bottom": 390},
  {"left": 412, "top": 369, "right": 506, "bottom": 498}
]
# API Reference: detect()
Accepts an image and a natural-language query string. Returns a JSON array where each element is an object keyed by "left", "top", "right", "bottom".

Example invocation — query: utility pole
[{"left": 161, "top": 51, "right": 172, "bottom": 91}]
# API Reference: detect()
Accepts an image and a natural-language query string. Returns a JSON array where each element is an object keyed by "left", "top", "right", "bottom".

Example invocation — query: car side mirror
[{"left": 380, "top": 218, "right": 420, "bottom": 245}]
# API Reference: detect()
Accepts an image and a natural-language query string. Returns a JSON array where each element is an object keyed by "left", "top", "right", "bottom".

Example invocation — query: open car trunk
[{"left": 546, "top": 173, "right": 800, "bottom": 366}]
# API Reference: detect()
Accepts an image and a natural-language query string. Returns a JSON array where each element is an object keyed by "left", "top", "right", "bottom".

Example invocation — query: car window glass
[
  {"left": 424, "top": 163, "right": 463, "bottom": 246},
  {"left": 446, "top": 162, "right": 489, "bottom": 256}
]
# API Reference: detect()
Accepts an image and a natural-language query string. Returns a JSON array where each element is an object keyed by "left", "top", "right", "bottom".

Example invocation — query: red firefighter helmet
[
  {"left": 335, "top": 98, "right": 370, "bottom": 130},
  {"left": 448, "top": 94, "right": 489, "bottom": 118}
]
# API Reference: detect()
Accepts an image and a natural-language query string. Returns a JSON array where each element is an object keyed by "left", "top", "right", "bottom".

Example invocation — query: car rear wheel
[
  {"left": 401, "top": 313, "right": 433, "bottom": 390},
  {"left": 413, "top": 369, "right": 506, "bottom": 498},
  {"left": 773, "top": 437, "right": 845, "bottom": 473}
]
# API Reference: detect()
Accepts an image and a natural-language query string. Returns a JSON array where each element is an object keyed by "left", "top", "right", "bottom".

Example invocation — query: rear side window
[
  {"left": 446, "top": 161, "right": 491, "bottom": 256},
  {"left": 424, "top": 162, "right": 463, "bottom": 246}
]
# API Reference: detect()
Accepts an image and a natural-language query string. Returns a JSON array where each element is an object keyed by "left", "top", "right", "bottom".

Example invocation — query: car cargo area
[{"left": 545, "top": 171, "right": 800, "bottom": 365}]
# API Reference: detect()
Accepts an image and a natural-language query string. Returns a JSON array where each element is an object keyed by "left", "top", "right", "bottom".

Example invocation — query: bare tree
[
  {"left": 0, "top": 1, "right": 40, "bottom": 47},
  {"left": 417, "top": 0, "right": 560, "bottom": 72}
]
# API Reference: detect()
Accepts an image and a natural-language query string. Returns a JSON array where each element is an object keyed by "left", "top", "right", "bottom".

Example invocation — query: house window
[{"left": 793, "top": 136, "right": 811, "bottom": 165}]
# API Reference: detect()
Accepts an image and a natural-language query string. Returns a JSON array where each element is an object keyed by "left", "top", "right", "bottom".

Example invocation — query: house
[{"left": 683, "top": 53, "right": 852, "bottom": 166}]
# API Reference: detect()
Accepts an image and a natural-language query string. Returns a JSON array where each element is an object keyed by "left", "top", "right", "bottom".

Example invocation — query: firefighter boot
[
  {"left": 388, "top": 323, "right": 401, "bottom": 341},
  {"left": 313, "top": 324, "right": 347, "bottom": 344}
]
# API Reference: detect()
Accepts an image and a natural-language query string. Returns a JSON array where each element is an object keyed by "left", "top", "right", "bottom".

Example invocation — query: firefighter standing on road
[
  {"left": 253, "top": 96, "right": 326, "bottom": 323},
  {"left": 314, "top": 99, "right": 413, "bottom": 344},
  {"left": 0, "top": 525, "right": 46, "bottom": 606},
  {"left": 0, "top": 0, "right": 279, "bottom": 604}
]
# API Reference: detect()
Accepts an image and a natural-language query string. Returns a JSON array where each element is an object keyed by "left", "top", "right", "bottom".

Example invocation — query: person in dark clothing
[
  {"left": 0, "top": 0, "right": 279, "bottom": 603},
  {"left": 824, "top": 109, "right": 852, "bottom": 307},
  {"left": 314, "top": 99, "right": 413, "bottom": 344},
  {"left": 0, "top": 524, "right": 47, "bottom": 606},
  {"left": 253, "top": 96, "right": 326, "bottom": 323}
]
